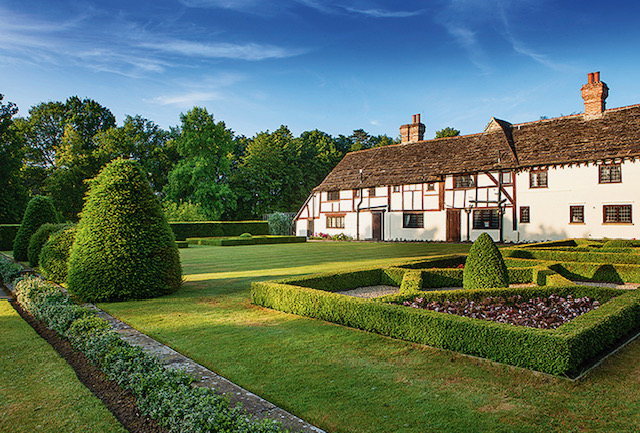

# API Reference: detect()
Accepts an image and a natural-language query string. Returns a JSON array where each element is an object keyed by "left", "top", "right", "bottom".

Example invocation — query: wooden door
[
  {"left": 446, "top": 209, "right": 461, "bottom": 242},
  {"left": 372, "top": 212, "right": 382, "bottom": 241},
  {"left": 307, "top": 219, "right": 314, "bottom": 237}
]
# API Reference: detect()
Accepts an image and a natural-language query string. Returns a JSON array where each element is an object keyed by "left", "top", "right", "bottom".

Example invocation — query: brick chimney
[
  {"left": 581, "top": 71, "right": 609, "bottom": 115},
  {"left": 400, "top": 114, "right": 425, "bottom": 144}
]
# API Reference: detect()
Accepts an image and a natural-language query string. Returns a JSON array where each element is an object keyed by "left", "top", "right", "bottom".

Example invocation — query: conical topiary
[
  {"left": 39, "top": 225, "right": 77, "bottom": 284},
  {"left": 27, "top": 222, "right": 68, "bottom": 267},
  {"left": 462, "top": 232, "right": 508, "bottom": 290},
  {"left": 67, "top": 158, "right": 182, "bottom": 302},
  {"left": 13, "top": 195, "right": 59, "bottom": 261}
]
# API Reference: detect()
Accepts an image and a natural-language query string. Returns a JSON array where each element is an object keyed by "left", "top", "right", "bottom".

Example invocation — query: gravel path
[
  {"left": 572, "top": 281, "right": 640, "bottom": 290},
  {"left": 338, "top": 283, "right": 537, "bottom": 298}
]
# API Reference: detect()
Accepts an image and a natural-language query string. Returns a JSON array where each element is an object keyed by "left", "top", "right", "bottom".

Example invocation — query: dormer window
[
  {"left": 454, "top": 175, "right": 475, "bottom": 189},
  {"left": 327, "top": 191, "right": 340, "bottom": 201},
  {"left": 599, "top": 164, "right": 621, "bottom": 183},
  {"left": 530, "top": 169, "right": 548, "bottom": 188}
]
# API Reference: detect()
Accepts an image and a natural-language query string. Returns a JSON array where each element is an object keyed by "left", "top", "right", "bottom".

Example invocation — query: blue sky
[{"left": 2, "top": 0, "right": 640, "bottom": 139}]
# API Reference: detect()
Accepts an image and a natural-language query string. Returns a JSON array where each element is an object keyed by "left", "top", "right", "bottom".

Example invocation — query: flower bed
[{"left": 400, "top": 293, "right": 604, "bottom": 329}]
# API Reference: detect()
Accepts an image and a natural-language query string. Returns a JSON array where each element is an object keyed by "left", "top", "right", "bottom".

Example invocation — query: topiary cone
[
  {"left": 462, "top": 232, "right": 508, "bottom": 290},
  {"left": 67, "top": 158, "right": 182, "bottom": 302},
  {"left": 13, "top": 195, "right": 59, "bottom": 262}
]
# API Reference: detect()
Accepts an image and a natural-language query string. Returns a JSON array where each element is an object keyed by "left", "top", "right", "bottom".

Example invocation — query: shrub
[
  {"left": 268, "top": 212, "right": 293, "bottom": 235},
  {"left": 463, "top": 233, "right": 508, "bottom": 290},
  {"left": 13, "top": 196, "right": 59, "bottom": 261},
  {"left": 603, "top": 239, "right": 633, "bottom": 249},
  {"left": 0, "top": 224, "right": 21, "bottom": 251},
  {"left": 67, "top": 158, "right": 182, "bottom": 302},
  {"left": 162, "top": 200, "right": 208, "bottom": 222},
  {"left": 0, "top": 255, "right": 23, "bottom": 284},
  {"left": 39, "top": 225, "right": 77, "bottom": 284},
  {"left": 240, "top": 232, "right": 252, "bottom": 238},
  {"left": 27, "top": 223, "right": 68, "bottom": 267}
]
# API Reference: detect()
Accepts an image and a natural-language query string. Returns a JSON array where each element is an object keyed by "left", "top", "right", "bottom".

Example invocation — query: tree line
[{"left": 0, "top": 94, "right": 400, "bottom": 223}]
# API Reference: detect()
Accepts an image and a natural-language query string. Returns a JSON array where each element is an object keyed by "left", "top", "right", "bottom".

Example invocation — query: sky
[{"left": 2, "top": 0, "right": 640, "bottom": 139}]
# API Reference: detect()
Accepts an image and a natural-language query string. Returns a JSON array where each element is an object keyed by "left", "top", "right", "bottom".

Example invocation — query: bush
[
  {"left": 240, "top": 232, "right": 252, "bottom": 238},
  {"left": 502, "top": 248, "right": 640, "bottom": 265},
  {"left": 603, "top": 239, "right": 633, "bottom": 249},
  {"left": 13, "top": 196, "right": 59, "bottom": 261},
  {"left": 27, "top": 223, "right": 68, "bottom": 267},
  {"left": 0, "top": 255, "right": 23, "bottom": 284},
  {"left": 0, "top": 224, "right": 20, "bottom": 251},
  {"left": 463, "top": 233, "right": 508, "bottom": 290},
  {"left": 39, "top": 226, "right": 77, "bottom": 284},
  {"left": 268, "top": 212, "right": 293, "bottom": 235},
  {"left": 67, "top": 159, "right": 182, "bottom": 302},
  {"left": 169, "top": 221, "right": 269, "bottom": 241},
  {"left": 162, "top": 200, "right": 208, "bottom": 222}
]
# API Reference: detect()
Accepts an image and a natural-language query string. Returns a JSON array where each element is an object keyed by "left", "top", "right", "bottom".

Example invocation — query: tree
[
  {"left": 164, "top": 107, "right": 236, "bottom": 220},
  {"left": 67, "top": 158, "right": 182, "bottom": 302},
  {"left": 0, "top": 94, "right": 28, "bottom": 223},
  {"left": 462, "top": 233, "right": 508, "bottom": 290},
  {"left": 435, "top": 127, "right": 460, "bottom": 138},
  {"left": 13, "top": 195, "right": 59, "bottom": 261}
]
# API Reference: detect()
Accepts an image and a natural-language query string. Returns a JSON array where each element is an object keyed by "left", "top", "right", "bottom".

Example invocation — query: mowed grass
[
  {"left": 0, "top": 301, "right": 125, "bottom": 433},
  {"left": 100, "top": 242, "right": 640, "bottom": 433}
]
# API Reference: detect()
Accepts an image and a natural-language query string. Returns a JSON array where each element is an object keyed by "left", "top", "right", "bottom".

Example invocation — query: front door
[
  {"left": 446, "top": 209, "right": 461, "bottom": 242},
  {"left": 372, "top": 212, "right": 382, "bottom": 241},
  {"left": 307, "top": 219, "right": 314, "bottom": 237}
]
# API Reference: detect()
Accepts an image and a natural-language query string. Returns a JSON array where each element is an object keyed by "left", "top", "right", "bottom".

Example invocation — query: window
[
  {"left": 369, "top": 187, "right": 376, "bottom": 196},
  {"left": 501, "top": 172, "right": 513, "bottom": 185},
  {"left": 473, "top": 209, "right": 500, "bottom": 229},
  {"left": 403, "top": 213, "right": 424, "bottom": 228},
  {"left": 520, "top": 206, "right": 530, "bottom": 223},
  {"left": 599, "top": 164, "right": 621, "bottom": 183},
  {"left": 327, "top": 190, "right": 340, "bottom": 201},
  {"left": 530, "top": 170, "right": 548, "bottom": 188},
  {"left": 426, "top": 182, "right": 435, "bottom": 191},
  {"left": 570, "top": 206, "right": 584, "bottom": 223},
  {"left": 353, "top": 189, "right": 360, "bottom": 197},
  {"left": 454, "top": 175, "right": 475, "bottom": 189},
  {"left": 326, "top": 215, "right": 345, "bottom": 228},
  {"left": 603, "top": 205, "right": 632, "bottom": 223}
]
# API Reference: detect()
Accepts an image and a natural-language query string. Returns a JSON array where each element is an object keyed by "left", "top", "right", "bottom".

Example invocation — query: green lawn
[
  {"left": 99, "top": 242, "right": 640, "bottom": 433},
  {"left": 0, "top": 301, "right": 126, "bottom": 433}
]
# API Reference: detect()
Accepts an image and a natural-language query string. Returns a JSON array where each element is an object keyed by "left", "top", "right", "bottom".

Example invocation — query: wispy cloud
[
  {"left": 147, "top": 91, "right": 223, "bottom": 107},
  {"left": 342, "top": 7, "right": 423, "bottom": 18},
  {"left": 137, "top": 39, "right": 303, "bottom": 61}
]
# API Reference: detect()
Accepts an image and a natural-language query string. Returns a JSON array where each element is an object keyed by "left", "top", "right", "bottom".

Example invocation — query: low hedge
[
  {"left": 518, "top": 239, "right": 578, "bottom": 248},
  {"left": 0, "top": 224, "right": 20, "bottom": 251},
  {"left": 27, "top": 223, "right": 69, "bottom": 267},
  {"left": 279, "top": 267, "right": 403, "bottom": 292},
  {"left": 39, "top": 226, "right": 77, "bottom": 284},
  {"left": 0, "top": 254, "right": 23, "bottom": 284},
  {"left": 549, "top": 262, "right": 640, "bottom": 284},
  {"left": 175, "top": 241, "right": 189, "bottom": 248},
  {"left": 400, "top": 270, "right": 422, "bottom": 294},
  {"left": 502, "top": 248, "right": 640, "bottom": 265},
  {"left": 187, "top": 235, "right": 306, "bottom": 246},
  {"left": 252, "top": 280, "right": 638, "bottom": 376},
  {"left": 13, "top": 274, "right": 283, "bottom": 433},
  {"left": 169, "top": 221, "right": 269, "bottom": 241},
  {"left": 399, "top": 255, "right": 466, "bottom": 269}
]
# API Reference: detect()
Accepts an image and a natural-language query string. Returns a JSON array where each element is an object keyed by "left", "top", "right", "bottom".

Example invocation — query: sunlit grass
[
  {"left": 0, "top": 301, "right": 125, "bottom": 433},
  {"left": 100, "top": 242, "right": 640, "bottom": 432}
]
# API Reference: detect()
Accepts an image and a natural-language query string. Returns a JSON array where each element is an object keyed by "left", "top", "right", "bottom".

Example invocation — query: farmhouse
[{"left": 294, "top": 72, "right": 640, "bottom": 242}]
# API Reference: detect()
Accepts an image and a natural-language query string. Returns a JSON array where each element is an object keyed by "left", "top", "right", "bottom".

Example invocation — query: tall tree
[
  {"left": 164, "top": 107, "right": 236, "bottom": 220},
  {"left": 0, "top": 94, "right": 28, "bottom": 223},
  {"left": 435, "top": 127, "right": 460, "bottom": 138}
]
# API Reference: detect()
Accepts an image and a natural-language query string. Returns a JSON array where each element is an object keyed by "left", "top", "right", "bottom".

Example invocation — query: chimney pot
[
  {"left": 594, "top": 71, "right": 600, "bottom": 82},
  {"left": 416, "top": 113, "right": 421, "bottom": 123},
  {"left": 582, "top": 71, "right": 608, "bottom": 115},
  {"left": 588, "top": 72, "right": 594, "bottom": 84}
]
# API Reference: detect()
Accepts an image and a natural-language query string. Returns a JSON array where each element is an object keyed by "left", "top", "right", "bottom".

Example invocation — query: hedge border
[
  {"left": 169, "top": 221, "right": 269, "bottom": 241},
  {"left": 252, "top": 278, "right": 638, "bottom": 376},
  {"left": 187, "top": 235, "right": 306, "bottom": 247}
]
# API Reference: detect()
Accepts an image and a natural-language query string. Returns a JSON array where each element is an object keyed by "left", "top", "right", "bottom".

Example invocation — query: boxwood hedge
[
  {"left": 187, "top": 235, "right": 306, "bottom": 247},
  {"left": 463, "top": 233, "right": 508, "bottom": 290},
  {"left": 27, "top": 223, "right": 69, "bottom": 267},
  {"left": 39, "top": 225, "right": 77, "bottom": 284},
  {"left": 169, "top": 221, "right": 269, "bottom": 241},
  {"left": 13, "top": 196, "right": 59, "bottom": 261}
]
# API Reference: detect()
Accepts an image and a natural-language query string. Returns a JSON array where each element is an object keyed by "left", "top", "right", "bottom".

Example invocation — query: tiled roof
[{"left": 315, "top": 104, "right": 640, "bottom": 192}]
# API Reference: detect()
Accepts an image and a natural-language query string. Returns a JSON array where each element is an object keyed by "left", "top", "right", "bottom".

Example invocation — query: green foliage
[
  {"left": 162, "top": 200, "right": 208, "bottom": 222},
  {"left": 169, "top": 221, "right": 269, "bottom": 241},
  {"left": 422, "top": 269, "right": 463, "bottom": 288},
  {"left": 27, "top": 223, "right": 68, "bottom": 267},
  {"left": 434, "top": 127, "right": 460, "bottom": 139},
  {"left": 67, "top": 158, "right": 182, "bottom": 302},
  {"left": 0, "top": 255, "right": 23, "bottom": 283},
  {"left": 13, "top": 195, "right": 59, "bottom": 261},
  {"left": 0, "top": 94, "right": 28, "bottom": 223},
  {"left": 603, "top": 239, "right": 633, "bottom": 249},
  {"left": 503, "top": 247, "right": 640, "bottom": 265},
  {"left": 550, "top": 262, "right": 640, "bottom": 284},
  {"left": 187, "top": 235, "right": 306, "bottom": 246},
  {"left": 252, "top": 280, "right": 639, "bottom": 376},
  {"left": 279, "top": 267, "right": 401, "bottom": 292},
  {"left": 400, "top": 270, "right": 422, "bottom": 294},
  {"left": 0, "top": 224, "right": 21, "bottom": 251},
  {"left": 240, "top": 232, "right": 252, "bottom": 238},
  {"left": 463, "top": 233, "right": 508, "bottom": 290},
  {"left": 39, "top": 225, "right": 77, "bottom": 284},
  {"left": 268, "top": 212, "right": 293, "bottom": 235},
  {"left": 15, "top": 274, "right": 283, "bottom": 433}
]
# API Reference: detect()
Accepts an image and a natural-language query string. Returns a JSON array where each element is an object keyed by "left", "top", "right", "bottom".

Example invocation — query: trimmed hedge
[
  {"left": 39, "top": 226, "right": 77, "bottom": 284},
  {"left": 603, "top": 239, "right": 633, "bottom": 249},
  {"left": 27, "top": 223, "right": 69, "bottom": 267},
  {"left": 519, "top": 239, "right": 578, "bottom": 248},
  {"left": 252, "top": 280, "right": 639, "bottom": 375},
  {"left": 280, "top": 267, "right": 403, "bottom": 292},
  {"left": 169, "top": 221, "right": 269, "bottom": 241},
  {"left": 399, "top": 255, "right": 466, "bottom": 269},
  {"left": 502, "top": 248, "right": 640, "bottom": 265},
  {"left": 400, "top": 269, "right": 422, "bottom": 294},
  {"left": 463, "top": 233, "right": 508, "bottom": 290},
  {"left": 187, "top": 235, "right": 306, "bottom": 247},
  {"left": 0, "top": 224, "right": 20, "bottom": 251},
  {"left": 67, "top": 159, "right": 182, "bottom": 302},
  {"left": 549, "top": 262, "right": 640, "bottom": 284},
  {"left": 13, "top": 196, "right": 59, "bottom": 261}
]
